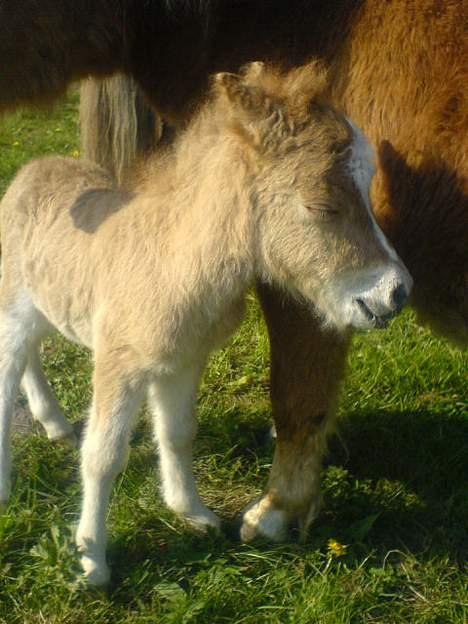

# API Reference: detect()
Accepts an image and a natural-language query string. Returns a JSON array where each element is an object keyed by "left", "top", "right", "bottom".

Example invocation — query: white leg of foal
[
  {"left": 21, "top": 348, "right": 75, "bottom": 443},
  {"left": 0, "top": 349, "right": 27, "bottom": 508},
  {"left": 76, "top": 378, "right": 143, "bottom": 586},
  {"left": 0, "top": 302, "right": 32, "bottom": 508},
  {"left": 148, "top": 367, "right": 220, "bottom": 532}
]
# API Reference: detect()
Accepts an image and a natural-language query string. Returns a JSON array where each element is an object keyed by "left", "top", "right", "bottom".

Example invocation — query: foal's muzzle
[{"left": 351, "top": 264, "right": 413, "bottom": 330}]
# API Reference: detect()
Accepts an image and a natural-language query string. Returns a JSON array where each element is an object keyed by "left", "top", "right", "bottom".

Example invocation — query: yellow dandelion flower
[
  {"left": 71, "top": 149, "right": 80, "bottom": 158},
  {"left": 327, "top": 539, "right": 347, "bottom": 557}
]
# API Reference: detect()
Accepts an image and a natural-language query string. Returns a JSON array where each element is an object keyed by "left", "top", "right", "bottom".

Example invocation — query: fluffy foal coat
[
  {"left": 0, "top": 65, "right": 411, "bottom": 584},
  {"left": 1, "top": 0, "right": 465, "bottom": 549}
]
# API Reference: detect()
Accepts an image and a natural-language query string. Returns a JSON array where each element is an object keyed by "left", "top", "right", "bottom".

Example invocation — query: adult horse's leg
[{"left": 241, "top": 284, "right": 351, "bottom": 542}]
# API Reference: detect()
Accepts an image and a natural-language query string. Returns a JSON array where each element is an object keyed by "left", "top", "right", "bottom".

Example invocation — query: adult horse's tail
[{"left": 80, "top": 75, "right": 161, "bottom": 184}]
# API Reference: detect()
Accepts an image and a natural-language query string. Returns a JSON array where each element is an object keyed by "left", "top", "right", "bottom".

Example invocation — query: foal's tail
[{"left": 80, "top": 75, "right": 162, "bottom": 184}]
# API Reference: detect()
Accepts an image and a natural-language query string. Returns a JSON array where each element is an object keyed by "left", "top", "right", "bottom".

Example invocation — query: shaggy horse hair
[
  {"left": 0, "top": 65, "right": 411, "bottom": 583},
  {"left": 0, "top": 0, "right": 466, "bottom": 546}
]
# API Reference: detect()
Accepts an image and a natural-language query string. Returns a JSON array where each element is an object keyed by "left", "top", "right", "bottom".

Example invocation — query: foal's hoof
[
  {"left": 80, "top": 555, "right": 111, "bottom": 587},
  {"left": 52, "top": 430, "right": 79, "bottom": 449},
  {"left": 182, "top": 508, "right": 221, "bottom": 534},
  {"left": 240, "top": 498, "right": 288, "bottom": 543}
]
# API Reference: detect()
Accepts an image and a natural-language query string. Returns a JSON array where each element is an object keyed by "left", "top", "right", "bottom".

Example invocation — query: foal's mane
[{"left": 127, "top": 61, "right": 331, "bottom": 194}]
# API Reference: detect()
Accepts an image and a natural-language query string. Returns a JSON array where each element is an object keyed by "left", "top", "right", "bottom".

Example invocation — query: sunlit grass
[{"left": 0, "top": 95, "right": 466, "bottom": 624}]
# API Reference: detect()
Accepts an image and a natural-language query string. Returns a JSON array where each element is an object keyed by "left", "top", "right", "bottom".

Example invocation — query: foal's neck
[{"left": 142, "top": 129, "right": 259, "bottom": 301}]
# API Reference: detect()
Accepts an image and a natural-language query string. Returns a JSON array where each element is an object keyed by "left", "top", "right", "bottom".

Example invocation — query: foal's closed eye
[{"left": 305, "top": 205, "right": 340, "bottom": 219}]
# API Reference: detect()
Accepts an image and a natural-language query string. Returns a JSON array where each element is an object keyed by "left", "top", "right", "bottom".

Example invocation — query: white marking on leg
[
  {"left": 240, "top": 430, "right": 325, "bottom": 543},
  {"left": 240, "top": 497, "right": 288, "bottom": 543},
  {"left": 148, "top": 367, "right": 220, "bottom": 531}
]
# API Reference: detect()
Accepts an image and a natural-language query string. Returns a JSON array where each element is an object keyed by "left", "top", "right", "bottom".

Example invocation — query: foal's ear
[
  {"left": 214, "top": 72, "right": 274, "bottom": 121},
  {"left": 214, "top": 71, "right": 283, "bottom": 150}
]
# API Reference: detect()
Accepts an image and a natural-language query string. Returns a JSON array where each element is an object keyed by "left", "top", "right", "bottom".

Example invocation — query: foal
[{"left": 0, "top": 64, "right": 412, "bottom": 584}]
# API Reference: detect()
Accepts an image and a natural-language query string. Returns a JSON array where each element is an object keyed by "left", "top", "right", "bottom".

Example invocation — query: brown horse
[{"left": 1, "top": 0, "right": 466, "bottom": 543}]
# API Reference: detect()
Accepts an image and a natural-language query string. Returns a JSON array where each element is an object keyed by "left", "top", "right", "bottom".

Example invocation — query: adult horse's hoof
[
  {"left": 239, "top": 493, "right": 323, "bottom": 543},
  {"left": 239, "top": 497, "right": 288, "bottom": 543}
]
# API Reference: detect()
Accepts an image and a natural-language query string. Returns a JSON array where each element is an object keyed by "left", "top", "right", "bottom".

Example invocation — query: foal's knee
[
  {"left": 81, "top": 425, "right": 130, "bottom": 480},
  {"left": 157, "top": 416, "right": 197, "bottom": 451}
]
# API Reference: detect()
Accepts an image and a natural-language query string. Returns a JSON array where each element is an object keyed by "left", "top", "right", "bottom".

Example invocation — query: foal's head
[{"left": 214, "top": 62, "right": 413, "bottom": 331}]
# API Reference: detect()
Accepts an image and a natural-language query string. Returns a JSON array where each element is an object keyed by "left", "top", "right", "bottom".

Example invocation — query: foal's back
[
  {"left": 0, "top": 153, "right": 243, "bottom": 360},
  {"left": 0, "top": 157, "right": 132, "bottom": 346}
]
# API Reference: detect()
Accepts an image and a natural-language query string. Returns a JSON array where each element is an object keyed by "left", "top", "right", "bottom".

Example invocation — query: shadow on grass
[
  {"left": 330, "top": 408, "right": 467, "bottom": 487},
  {"left": 106, "top": 406, "right": 466, "bottom": 602},
  {"left": 10, "top": 399, "right": 465, "bottom": 610},
  {"left": 318, "top": 408, "right": 468, "bottom": 563}
]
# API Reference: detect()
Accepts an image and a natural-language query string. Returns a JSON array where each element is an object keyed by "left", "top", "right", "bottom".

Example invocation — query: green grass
[{"left": 0, "top": 95, "right": 467, "bottom": 624}]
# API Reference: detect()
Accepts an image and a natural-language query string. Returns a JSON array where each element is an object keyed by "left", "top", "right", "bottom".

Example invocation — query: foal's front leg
[
  {"left": 148, "top": 366, "right": 220, "bottom": 531},
  {"left": 76, "top": 358, "right": 144, "bottom": 585},
  {"left": 241, "top": 285, "right": 351, "bottom": 542}
]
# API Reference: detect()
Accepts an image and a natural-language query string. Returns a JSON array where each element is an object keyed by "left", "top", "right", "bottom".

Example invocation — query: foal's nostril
[
  {"left": 355, "top": 297, "right": 394, "bottom": 329},
  {"left": 355, "top": 298, "right": 374, "bottom": 323},
  {"left": 390, "top": 283, "right": 408, "bottom": 312}
]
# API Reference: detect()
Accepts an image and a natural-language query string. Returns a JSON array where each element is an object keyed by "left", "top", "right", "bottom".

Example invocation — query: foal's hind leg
[
  {"left": 76, "top": 355, "right": 145, "bottom": 585},
  {"left": 148, "top": 366, "right": 220, "bottom": 532},
  {"left": 21, "top": 347, "right": 76, "bottom": 444},
  {"left": 0, "top": 293, "right": 41, "bottom": 507}
]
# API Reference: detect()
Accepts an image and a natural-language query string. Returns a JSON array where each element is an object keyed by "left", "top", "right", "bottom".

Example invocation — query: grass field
[{"left": 0, "top": 95, "right": 466, "bottom": 624}]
